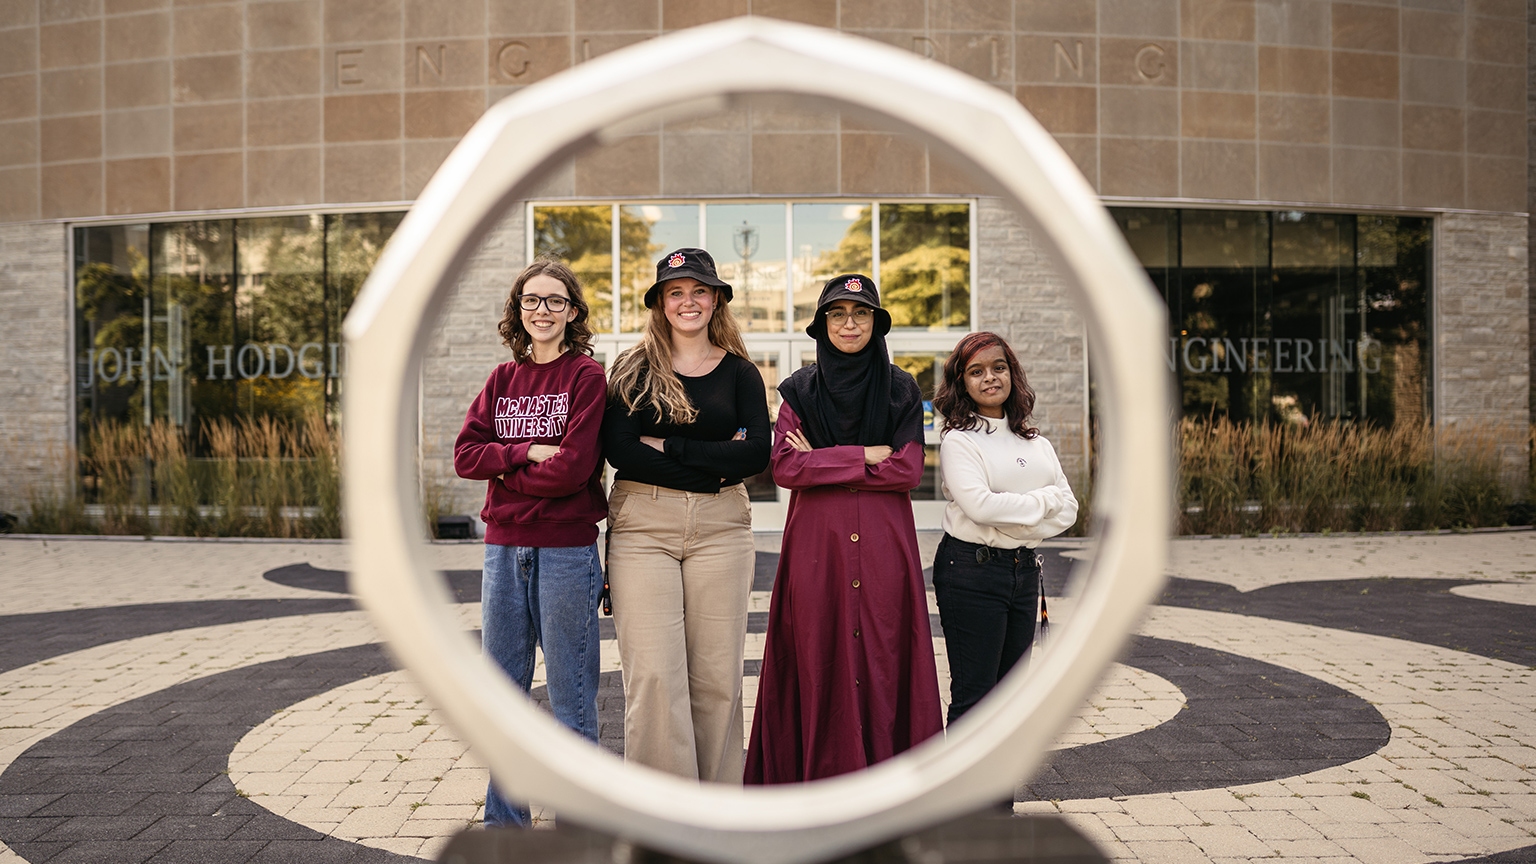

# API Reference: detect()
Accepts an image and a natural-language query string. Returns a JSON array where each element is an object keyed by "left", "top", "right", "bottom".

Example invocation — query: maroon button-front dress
[{"left": 745, "top": 403, "right": 944, "bottom": 783}]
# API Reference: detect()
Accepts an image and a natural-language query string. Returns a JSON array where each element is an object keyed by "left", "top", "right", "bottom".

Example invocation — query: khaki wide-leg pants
[{"left": 606, "top": 480, "right": 755, "bottom": 783}]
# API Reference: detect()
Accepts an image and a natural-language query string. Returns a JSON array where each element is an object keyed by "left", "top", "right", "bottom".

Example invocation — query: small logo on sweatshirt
[
  {"left": 495, "top": 393, "right": 570, "bottom": 439},
  {"left": 1016, "top": 457, "right": 1028, "bottom": 467}
]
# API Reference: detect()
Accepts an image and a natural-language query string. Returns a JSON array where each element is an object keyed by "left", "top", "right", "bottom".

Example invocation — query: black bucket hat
[
  {"left": 805, "top": 273, "right": 892, "bottom": 338},
  {"left": 643, "top": 248, "right": 733, "bottom": 308}
]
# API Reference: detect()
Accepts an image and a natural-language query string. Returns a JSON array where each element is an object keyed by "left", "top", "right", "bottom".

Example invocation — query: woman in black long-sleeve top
[{"left": 603, "top": 247, "right": 770, "bottom": 783}]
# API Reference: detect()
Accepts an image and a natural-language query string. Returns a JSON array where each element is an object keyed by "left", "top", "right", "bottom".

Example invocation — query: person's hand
[
  {"left": 732, "top": 427, "right": 747, "bottom": 441},
  {"left": 863, "top": 445, "right": 893, "bottom": 465},
  {"left": 527, "top": 444, "right": 560, "bottom": 463},
  {"left": 784, "top": 429, "right": 813, "bottom": 452},
  {"left": 640, "top": 435, "right": 665, "bottom": 452}
]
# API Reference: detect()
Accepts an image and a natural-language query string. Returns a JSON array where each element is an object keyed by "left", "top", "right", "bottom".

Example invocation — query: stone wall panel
[
  {"left": 0, "top": 223, "right": 70, "bottom": 515},
  {"left": 1437, "top": 212, "right": 1531, "bottom": 484},
  {"left": 0, "top": 0, "right": 1525, "bottom": 216},
  {"left": 420, "top": 208, "right": 528, "bottom": 520},
  {"left": 973, "top": 199, "right": 1089, "bottom": 482}
]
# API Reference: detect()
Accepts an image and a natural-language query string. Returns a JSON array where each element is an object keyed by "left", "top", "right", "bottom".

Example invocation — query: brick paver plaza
[{"left": 1, "top": 530, "right": 1533, "bottom": 864}]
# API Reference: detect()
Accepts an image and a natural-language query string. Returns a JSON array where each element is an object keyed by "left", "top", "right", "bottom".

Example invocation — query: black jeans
[{"left": 932, "top": 533, "right": 1041, "bottom": 726}]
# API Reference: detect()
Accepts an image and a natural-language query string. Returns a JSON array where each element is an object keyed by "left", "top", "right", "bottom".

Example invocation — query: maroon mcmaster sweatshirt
[{"left": 453, "top": 351, "right": 607, "bottom": 547}]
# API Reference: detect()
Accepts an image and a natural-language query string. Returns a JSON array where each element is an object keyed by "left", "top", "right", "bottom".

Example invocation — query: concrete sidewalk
[{"left": 1, "top": 530, "right": 1533, "bottom": 864}]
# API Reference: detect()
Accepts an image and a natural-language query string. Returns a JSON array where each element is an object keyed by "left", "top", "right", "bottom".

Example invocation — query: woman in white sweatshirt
[{"left": 931, "top": 332, "right": 1078, "bottom": 724}]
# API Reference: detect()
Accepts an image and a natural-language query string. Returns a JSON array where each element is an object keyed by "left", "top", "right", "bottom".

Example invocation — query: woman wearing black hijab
[{"left": 744, "top": 274, "right": 943, "bottom": 784}]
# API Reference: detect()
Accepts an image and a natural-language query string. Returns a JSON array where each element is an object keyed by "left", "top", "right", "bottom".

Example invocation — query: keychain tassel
[{"left": 1036, "top": 552, "right": 1049, "bottom": 646}]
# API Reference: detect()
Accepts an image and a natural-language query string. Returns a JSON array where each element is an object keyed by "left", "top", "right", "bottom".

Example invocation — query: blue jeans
[
  {"left": 931, "top": 534, "right": 1041, "bottom": 726},
  {"left": 481, "top": 542, "right": 601, "bottom": 828}
]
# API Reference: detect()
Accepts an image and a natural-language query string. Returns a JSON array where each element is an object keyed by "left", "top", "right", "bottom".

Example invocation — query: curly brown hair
[
  {"left": 934, "top": 331, "right": 1038, "bottom": 439},
  {"left": 497, "top": 258, "right": 594, "bottom": 361}
]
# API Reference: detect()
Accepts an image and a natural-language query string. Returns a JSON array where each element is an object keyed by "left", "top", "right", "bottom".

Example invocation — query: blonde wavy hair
[{"left": 608, "top": 288, "right": 749, "bottom": 425}]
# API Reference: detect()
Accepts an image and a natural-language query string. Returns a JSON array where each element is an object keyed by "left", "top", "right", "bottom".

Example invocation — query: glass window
[
  {"left": 707, "top": 203, "right": 786, "bottom": 333},
  {"left": 534, "top": 205, "right": 615, "bottom": 332},
  {"left": 156, "top": 221, "right": 243, "bottom": 438},
  {"left": 76, "top": 224, "right": 154, "bottom": 436},
  {"left": 1109, "top": 207, "right": 1432, "bottom": 426},
  {"left": 893, "top": 351, "right": 945, "bottom": 500},
  {"left": 1177, "top": 210, "right": 1270, "bottom": 421},
  {"left": 619, "top": 204, "right": 699, "bottom": 332},
  {"left": 1269, "top": 212, "right": 1353, "bottom": 423},
  {"left": 327, "top": 212, "right": 404, "bottom": 323},
  {"left": 1115, "top": 208, "right": 1177, "bottom": 270},
  {"left": 879, "top": 203, "right": 970, "bottom": 330},
  {"left": 73, "top": 212, "right": 403, "bottom": 496},
  {"left": 147, "top": 221, "right": 238, "bottom": 437},
  {"left": 531, "top": 200, "right": 973, "bottom": 336},
  {"left": 1357, "top": 216, "right": 1431, "bottom": 427},
  {"left": 324, "top": 212, "right": 404, "bottom": 420},
  {"left": 236, "top": 216, "right": 326, "bottom": 422},
  {"left": 744, "top": 350, "right": 781, "bottom": 501},
  {"left": 792, "top": 203, "right": 871, "bottom": 331}
]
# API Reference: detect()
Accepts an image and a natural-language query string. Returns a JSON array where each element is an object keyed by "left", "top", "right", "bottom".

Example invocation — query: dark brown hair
[
  {"left": 934, "top": 331, "right": 1038, "bottom": 439},
  {"left": 498, "top": 258, "right": 594, "bottom": 361}
]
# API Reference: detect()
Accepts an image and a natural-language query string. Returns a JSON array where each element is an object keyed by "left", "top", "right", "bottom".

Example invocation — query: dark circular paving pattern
[{"left": 0, "top": 547, "right": 1531, "bottom": 863}]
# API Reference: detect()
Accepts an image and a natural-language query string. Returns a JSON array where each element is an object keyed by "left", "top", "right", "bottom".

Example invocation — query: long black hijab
[{"left": 778, "top": 275, "right": 924, "bottom": 451}]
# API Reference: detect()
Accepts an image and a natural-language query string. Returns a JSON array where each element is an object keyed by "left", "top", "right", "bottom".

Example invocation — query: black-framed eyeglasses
[
  {"left": 519, "top": 294, "right": 570, "bottom": 312},
  {"left": 825, "top": 307, "right": 873, "bottom": 326}
]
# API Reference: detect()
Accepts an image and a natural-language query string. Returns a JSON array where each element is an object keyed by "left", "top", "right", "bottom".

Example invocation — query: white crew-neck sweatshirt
[{"left": 938, "top": 415, "right": 1079, "bottom": 549}]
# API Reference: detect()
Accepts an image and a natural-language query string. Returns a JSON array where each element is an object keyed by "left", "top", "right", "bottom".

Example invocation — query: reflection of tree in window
[
  {"left": 72, "top": 215, "right": 405, "bottom": 506},
  {"left": 810, "top": 205, "right": 972, "bottom": 329},
  {"left": 879, "top": 204, "right": 970, "bottom": 330},
  {"left": 619, "top": 205, "right": 698, "bottom": 332},
  {"left": 238, "top": 217, "right": 325, "bottom": 423},
  {"left": 1359, "top": 217, "right": 1431, "bottom": 428},
  {"left": 326, "top": 213, "right": 403, "bottom": 316},
  {"left": 75, "top": 251, "right": 149, "bottom": 430},
  {"left": 152, "top": 221, "right": 238, "bottom": 436},
  {"left": 810, "top": 206, "right": 871, "bottom": 290},
  {"left": 534, "top": 206, "right": 621, "bottom": 332},
  {"left": 792, "top": 204, "right": 870, "bottom": 330},
  {"left": 322, "top": 213, "right": 402, "bottom": 423}
]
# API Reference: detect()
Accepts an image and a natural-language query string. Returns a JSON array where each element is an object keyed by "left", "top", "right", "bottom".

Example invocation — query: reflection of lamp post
[{"left": 733, "top": 221, "right": 758, "bottom": 320}]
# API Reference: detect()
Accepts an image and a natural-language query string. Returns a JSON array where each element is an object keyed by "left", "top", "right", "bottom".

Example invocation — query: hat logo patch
[
  {"left": 668, "top": 253, "right": 686, "bottom": 268},
  {"left": 845, "top": 278, "right": 862, "bottom": 292}
]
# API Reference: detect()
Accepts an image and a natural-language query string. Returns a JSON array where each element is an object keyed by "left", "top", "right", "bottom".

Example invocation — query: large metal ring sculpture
[{"left": 344, "top": 17, "right": 1170, "bottom": 864}]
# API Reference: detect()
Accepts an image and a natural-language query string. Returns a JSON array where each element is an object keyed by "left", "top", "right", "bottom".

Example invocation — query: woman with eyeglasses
[
  {"left": 745, "top": 274, "right": 943, "bottom": 784},
  {"left": 602, "top": 248, "right": 770, "bottom": 783},
  {"left": 454, "top": 258, "right": 607, "bottom": 827},
  {"left": 931, "top": 332, "right": 1077, "bottom": 726}
]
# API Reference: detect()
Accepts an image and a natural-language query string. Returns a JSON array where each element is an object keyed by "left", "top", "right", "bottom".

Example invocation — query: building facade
[{"left": 0, "top": 0, "right": 1529, "bottom": 528}]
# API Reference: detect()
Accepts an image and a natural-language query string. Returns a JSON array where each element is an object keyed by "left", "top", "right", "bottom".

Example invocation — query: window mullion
[{"left": 611, "top": 203, "right": 621, "bottom": 334}]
